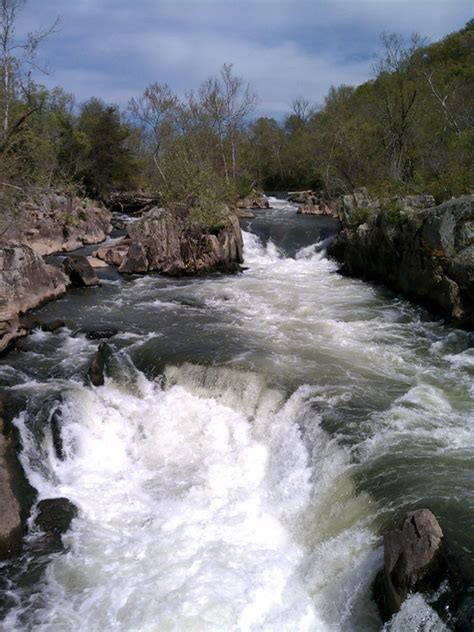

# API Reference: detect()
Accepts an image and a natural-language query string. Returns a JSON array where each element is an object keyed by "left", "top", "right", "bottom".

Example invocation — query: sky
[{"left": 18, "top": 0, "right": 474, "bottom": 117}]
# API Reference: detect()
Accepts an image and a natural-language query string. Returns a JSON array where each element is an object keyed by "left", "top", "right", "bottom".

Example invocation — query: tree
[
  {"left": 75, "top": 99, "right": 137, "bottom": 198},
  {"left": 0, "top": 0, "right": 59, "bottom": 152},
  {"left": 128, "top": 83, "right": 178, "bottom": 185},
  {"left": 199, "top": 63, "right": 257, "bottom": 183},
  {"left": 372, "top": 32, "right": 425, "bottom": 181}
]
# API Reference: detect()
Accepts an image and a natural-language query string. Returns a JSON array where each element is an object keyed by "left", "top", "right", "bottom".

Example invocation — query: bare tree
[
  {"left": 0, "top": 0, "right": 59, "bottom": 150},
  {"left": 372, "top": 32, "right": 425, "bottom": 181},
  {"left": 128, "top": 83, "right": 178, "bottom": 184},
  {"left": 199, "top": 63, "right": 257, "bottom": 183},
  {"left": 290, "top": 96, "right": 314, "bottom": 126}
]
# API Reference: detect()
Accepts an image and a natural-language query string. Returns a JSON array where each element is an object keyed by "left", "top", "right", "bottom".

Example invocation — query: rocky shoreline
[{"left": 328, "top": 190, "right": 474, "bottom": 329}]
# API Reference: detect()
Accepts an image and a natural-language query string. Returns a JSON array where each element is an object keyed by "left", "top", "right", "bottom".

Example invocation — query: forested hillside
[{"left": 1, "top": 3, "right": 473, "bottom": 228}]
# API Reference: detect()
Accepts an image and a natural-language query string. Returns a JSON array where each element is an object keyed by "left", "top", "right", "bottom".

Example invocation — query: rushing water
[{"left": 0, "top": 197, "right": 473, "bottom": 631}]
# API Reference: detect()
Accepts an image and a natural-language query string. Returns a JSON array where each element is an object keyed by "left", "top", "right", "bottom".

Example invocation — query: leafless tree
[
  {"left": 128, "top": 83, "right": 178, "bottom": 184},
  {"left": 372, "top": 32, "right": 425, "bottom": 181},
  {"left": 199, "top": 63, "right": 257, "bottom": 183},
  {"left": 0, "top": 0, "right": 59, "bottom": 150}
]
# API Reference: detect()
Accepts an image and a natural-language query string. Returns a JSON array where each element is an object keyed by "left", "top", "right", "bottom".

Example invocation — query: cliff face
[
  {"left": 328, "top": 194, "right": 474, "bottom": 328},
  {"left": 96, "top": 207, "right": 244, "bottom": 276},
  {"left": 0, "top": 245, "right": 69, "bottom": 353}
]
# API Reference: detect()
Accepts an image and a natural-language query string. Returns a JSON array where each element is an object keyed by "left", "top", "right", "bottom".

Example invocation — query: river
[{"left": 0, "top": 197, "right": 472, "bottom": 631}]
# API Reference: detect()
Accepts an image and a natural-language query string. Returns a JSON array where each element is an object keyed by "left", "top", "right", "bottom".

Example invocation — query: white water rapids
[{"left": 1, "top": 198, "right": 472, "bottom": 631}]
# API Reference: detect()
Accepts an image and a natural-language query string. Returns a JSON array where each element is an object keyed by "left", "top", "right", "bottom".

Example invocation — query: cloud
[{"left": 19, "top": 0, "right": 473, "bottom": 115}]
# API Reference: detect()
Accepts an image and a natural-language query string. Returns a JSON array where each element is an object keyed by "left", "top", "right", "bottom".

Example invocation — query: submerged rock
[
  {"left": 328, "top": 194, "right": 474, "bottom": 328},
  {"left": 96, "top": 207, "right": 244, "bottom": 276},
  {"left": 35, "top": 498, "right": 78, "bottom": 536},
  {"left": 62, "top": 255, "right": 100, "bottom": 287},
  {"left": 0, "top": 245, "right": 70, "bottom": 353},
  {"left": 34, "top": 319, "right": 66, "bottom": 333}
]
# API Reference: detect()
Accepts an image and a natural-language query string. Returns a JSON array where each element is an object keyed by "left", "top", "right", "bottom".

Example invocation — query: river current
[{"left": 0, "top": 197, "right": 472, "bottom": 631}]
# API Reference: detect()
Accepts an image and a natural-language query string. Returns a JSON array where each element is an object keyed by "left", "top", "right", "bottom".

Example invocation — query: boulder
[
  {"left": 0, "top": 245, "right": 69, "bottom": 353},
  {"left": 328, "top": 195, "right": 474, "bottom": 328},
  {"left": 3, "top": 191, "right": 112, "bottom": 256},
  {"left": 288, "top": 190, "right": 318, "bottom": 205},
  {"left": 35, "top": 498, "right": 78, "bottom": 536},
  {"left": 50, "top": 406, "right": 65, "bottom": 461},
  {"left": 373, "top": 509, "right": 447, "bottom": 621},
  {"left": 0, "top": 396, "right": 36, "bottom": 559},
  {"left": 62, "top": 255, "right": 100, "bottom": 287},
  {"left": 34, "top": 319, "right": 66, "bottom": 333},
  {"left": 88, "top": 342, "right": 113, "bottom": 387},
  {"left": 234, "top": 208, "right": 255, "bottom": 219},
  {"left": 236, "top": 190, "right": 269, "bottom": 210},
  {"left": 73, "top": 327, "right": 118, "bottom": 340},
  {"left": 98, "top": 207, "right": 244, "bottom": 276}
]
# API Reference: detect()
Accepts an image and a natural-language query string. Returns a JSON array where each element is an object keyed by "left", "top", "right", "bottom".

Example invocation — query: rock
[
  {"left": 73, "top": 327, "right": 118, "bottom": 340},
  {"left": 297, "top": 202, "right": 334, "bottom": 216},
  {"left": 94, "top": 240, "right": 131, "bottom": 267},
  {"left": 373, "top": 509, "right": 448, "bottom": 621},
  {"left": 288, "top": 190, "right": 318, "bottom": 205},
  {"left": 50, "top": 406, "right": 64, "bottom": 461},
  {"left": 62, "top": 255, "right": 100, "bottom": 287},
  {"left": 118, "top": 241, "right": 148, "bottom": 274},
  {"left": 35, "top": 319, "right": 66, "bottom": 333},
  {"left": 235, "top": 208, "right": 255, "bottom": 219},
  {"left": 236, "top": 190, "right": 269, "bottom": 210},
  {"left": 0, "top": 395, "right": 36, "bottom": 559},
  {"left": 35, "top": 498, "right": 78, "bottom": 536},
  {"left": 2, "top": 191, "right": 112, "bottom": 256},
  {"left": 328, "top": 195, "right": 474, "bottom": 328},
  {"left": 88, "top": 342, "right": 113, "bottom": 386},
  {"left": 101, "top": 207, "right": 244, "bottom": 276},
  {"left": 87, "top": 256, "right": 109, "bottom": 269},
  {"left": 0, "top": 245, "right": 69, "bottom": 354}
]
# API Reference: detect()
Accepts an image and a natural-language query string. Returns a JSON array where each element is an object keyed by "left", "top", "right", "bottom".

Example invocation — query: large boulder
[
  {"left": 373, "top": 509, "right": 447, "bottom": 621},
  {"left": 0, "top": 245, "right": 70, "bottom": 353},
  {"left": 96, "top": 207, "right": 244, "bottom": 276},
  {"left": 3, "top": 191, "right": 112, "bottom": 256},
  {"left": 0, "top": 396, "right": 36, "bottom": 559},
  {"left": 328, "top": 195, "right": 474, "bottom": 328},
  {"left": 62, "top": 255, "right": 100, "bottom": 287}
]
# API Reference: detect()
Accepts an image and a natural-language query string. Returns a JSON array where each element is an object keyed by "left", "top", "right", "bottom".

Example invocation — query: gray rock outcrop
[
  {"left": 0, "top": 245, "right": 70, "bottom": 353},
  {"left": 95, "top": 207, "right": 244, "bottom": 276},
  {"left": 3, "top": 191, "right": 112, "bottom": 256},
  {"left": 373, "top": 509, "right": 447, "bottom": 620},
  {"left": 328, "top": 194, "right": 474, "bottom": 328},
  {"left": 62, "top": 255, "right": 100, "bottom": 287},
  {"left": 0, "top": 396, "right": 36, "bottom": 559},
  {"left": 236, "top": 190, "right": 269, "bottom": 210}
]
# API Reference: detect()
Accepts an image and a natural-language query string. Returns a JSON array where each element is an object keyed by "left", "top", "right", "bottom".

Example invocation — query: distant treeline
[{"left": 1, "top": 0, "right": 473, "bottom": 221}]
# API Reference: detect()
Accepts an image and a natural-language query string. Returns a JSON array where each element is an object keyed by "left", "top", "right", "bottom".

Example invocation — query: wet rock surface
[
  {"left": 329, "top": 194, "right": 474, "bottom": 328},
  {"left": 88, "top": 342, "right": 113, "bottom": 386},
  {"left": 62, "top": 255, "right": 100, "bottom": 287},
  {"left": 0, "top": 245, "right": 70, "bottom": 353},
  {"left": 35, "top": 498, "right": 78, "bottom": 536},
  {"left": 0, "top": 396, "right": 36, "bottom": 559}
]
